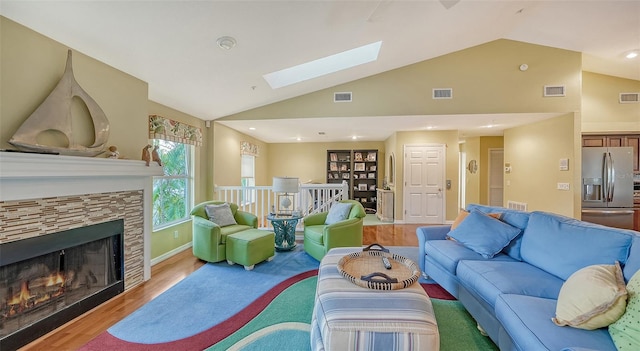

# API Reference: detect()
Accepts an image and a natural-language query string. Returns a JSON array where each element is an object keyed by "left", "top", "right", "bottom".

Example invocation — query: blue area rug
[{"left": 109, "top": 246, "right": 319, "bottom": 343}]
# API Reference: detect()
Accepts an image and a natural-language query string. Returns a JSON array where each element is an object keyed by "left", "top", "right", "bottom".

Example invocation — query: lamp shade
[{"left": 272, "top": 177, "right": 299, "bottom": 193}]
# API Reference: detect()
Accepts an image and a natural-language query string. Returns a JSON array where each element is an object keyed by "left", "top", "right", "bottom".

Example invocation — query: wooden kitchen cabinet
[
  {"left": 635, "top": 209, "right": 640, "bottom": 232},
  {"left": 582, "top": 134, "right": 640, "bottom": 173}
]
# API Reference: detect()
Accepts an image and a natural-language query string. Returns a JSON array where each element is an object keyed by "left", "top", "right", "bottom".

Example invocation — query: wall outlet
[
  {"left": 173, "top": 230, "right": 179, "bottom": 239},
  {"left": 557, "top": 183, "right": 570, "bottom": 191}
]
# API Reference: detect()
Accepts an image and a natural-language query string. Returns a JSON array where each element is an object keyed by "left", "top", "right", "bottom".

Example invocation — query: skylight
[{"left": 263, "top": 41, "right": 383, "bottom": 89}]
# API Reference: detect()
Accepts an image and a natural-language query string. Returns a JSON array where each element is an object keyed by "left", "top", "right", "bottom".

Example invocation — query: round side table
[{"left": 267, "top": 214, "right": 301, "bottom": 251}]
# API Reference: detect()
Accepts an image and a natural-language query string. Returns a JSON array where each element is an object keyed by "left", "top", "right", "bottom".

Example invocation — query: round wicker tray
[{"left": 337, "top": 244, "right": 421, "bottom": 290}]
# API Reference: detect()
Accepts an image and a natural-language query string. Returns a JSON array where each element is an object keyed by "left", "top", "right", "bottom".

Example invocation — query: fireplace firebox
[{"left": 0, "top": 220, "right": 124, "bottom": 350}]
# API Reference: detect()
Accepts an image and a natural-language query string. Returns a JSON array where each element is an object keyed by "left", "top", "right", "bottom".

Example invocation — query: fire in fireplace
[{"left": 0, "top": 220, "right": 124, "bottom": 350}]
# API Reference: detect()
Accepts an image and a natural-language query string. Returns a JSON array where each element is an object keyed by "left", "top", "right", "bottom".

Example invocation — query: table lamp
[{"left": 272, "top": 176, "right": 299, "bottom": 214}]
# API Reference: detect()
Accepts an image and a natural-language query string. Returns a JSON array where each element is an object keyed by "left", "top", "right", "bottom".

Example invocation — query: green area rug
[{"left": 208, "top": 276, "right": 497, "bottom": 351}]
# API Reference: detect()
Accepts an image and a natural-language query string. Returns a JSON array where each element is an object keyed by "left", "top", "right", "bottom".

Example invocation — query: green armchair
[
  {"left": 190, "top": 201, "right": 258, "bottom": 262},
  {"left": 303, "top": 200, "right": 366, "bottom": 261}
]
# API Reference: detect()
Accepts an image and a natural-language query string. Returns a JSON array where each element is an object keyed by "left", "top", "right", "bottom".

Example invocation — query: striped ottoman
[{"left": 311, "top": 247, "right": 439, "bottom": 351}]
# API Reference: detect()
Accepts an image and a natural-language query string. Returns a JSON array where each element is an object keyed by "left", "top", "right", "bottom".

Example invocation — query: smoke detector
[{"left": 217, "top": 36, "right": 237, "bottom": 50}]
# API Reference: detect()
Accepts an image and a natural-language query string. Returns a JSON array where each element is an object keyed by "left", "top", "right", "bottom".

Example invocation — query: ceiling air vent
[
  {"left": 433, "top": 88, "right": 453, "bottom": 99},
  {"left": 334, "top": 92, "right": 352, "bottom": 102},
  {"left": 619, "top": 92, "right": 640, "bottom": 103},
  {"left": 544, "top": 85, "right": 565, "bottom": 97}
]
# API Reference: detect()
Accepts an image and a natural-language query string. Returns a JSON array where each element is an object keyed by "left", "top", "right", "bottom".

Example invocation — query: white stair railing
[{"left": 214, "top": 181, "right": 349, "bottom": 230}]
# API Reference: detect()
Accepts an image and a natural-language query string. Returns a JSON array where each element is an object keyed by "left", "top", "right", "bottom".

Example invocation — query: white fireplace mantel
[
  {"left": 0, "top": 151, "right": 163, "bottom": 201},
  {"left": 0, "top": 151, "right": 163, "bottom": 282}
]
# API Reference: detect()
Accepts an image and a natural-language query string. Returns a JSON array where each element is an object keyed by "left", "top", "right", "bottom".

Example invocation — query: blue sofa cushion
[
  {"left": 467, "top": 204, "right": 531, "bottom": 261},
  {"left": 457, "top": 260, "right": 564, "bottom": 310},
  {"left": 424, "top": 240, "right": 516, "bottom": 274},
  {"left": 448, "top": 210, "right": 522, "bottom": 259},
  {"left": 621, "top": 234, "right": 640, "bottom": 282},
  {"left": 496, "top": 294, "right": 617, "bottom": 351},
  {"left": 520, "top": 211, "right": 634, "bottom": 281}
]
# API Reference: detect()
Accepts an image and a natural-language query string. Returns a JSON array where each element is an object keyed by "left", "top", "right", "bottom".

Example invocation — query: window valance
[
  {"left": 149, "top": 114, "right": 202, "bottom": 146},
  {"left": 241, "top": 141, "right": 260, "bottom": 156}
]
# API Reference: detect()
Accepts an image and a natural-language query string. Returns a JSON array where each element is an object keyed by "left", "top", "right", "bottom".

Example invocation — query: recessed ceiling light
[
  {"left": 216, "top": 36, "right": 237, "bottom": 50},
  {"left": 249, "top": 127, "right": 256, "bottom": 131},
  {"left": 296, "top": 137, "right": 302, "bottom": 141},
  {"left": 352, "top": 136, "right": 358, "bottom": 140},
  {"left": 263, "top": 41, "right": 383, "bottom": 89},
  {"left": 626, "top": 51, "right": 639, "bottom": 59}
]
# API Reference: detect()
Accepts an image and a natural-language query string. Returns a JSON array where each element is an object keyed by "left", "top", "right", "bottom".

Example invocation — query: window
[
  {"left": 152, "top": 140, "right": 193, "bottom": 229},
  {"left": 241, "top": 154, "right": 255, "bottom": 205}
]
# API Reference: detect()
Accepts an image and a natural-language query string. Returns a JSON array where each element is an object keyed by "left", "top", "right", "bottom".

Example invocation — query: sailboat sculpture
[{"left": 9, "top": 50, "right": 110, "bottom": 156}]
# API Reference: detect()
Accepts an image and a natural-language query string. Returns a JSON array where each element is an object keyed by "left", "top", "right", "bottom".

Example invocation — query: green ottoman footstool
[{"left": 226, "top": 229, "right": 275, "bottom": 270}]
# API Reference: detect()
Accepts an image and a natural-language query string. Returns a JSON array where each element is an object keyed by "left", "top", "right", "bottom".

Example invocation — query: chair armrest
[
  {"left": 324, "top": 218, "right": 362, "bottom": 247},
  {"left": 192, "top": 215, "right": 222, "bottom": 243},
  {"left": 416, "top": 225, "right": 451, "bottom": 273},
  {"left": 304, "top": 212, "right": 328, "bottom": 226},
  {"left": 235, "top": 210, "right": 258, "bottom": 228}
]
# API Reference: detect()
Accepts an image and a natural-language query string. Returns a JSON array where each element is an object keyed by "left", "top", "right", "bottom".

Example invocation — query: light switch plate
[{"left": 557, "top": 183, "right": 570, "bottom": 190}]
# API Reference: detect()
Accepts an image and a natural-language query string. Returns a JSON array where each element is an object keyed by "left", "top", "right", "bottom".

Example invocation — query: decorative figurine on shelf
[
  {"left": 151, "top": 146, "right": 162, "bottom": 166},
  {"left": 141, "top": 144, "right": 152, "bottom": 166},
  {"left": 107, "top": 145, "right": 120, "bottom": 159}
]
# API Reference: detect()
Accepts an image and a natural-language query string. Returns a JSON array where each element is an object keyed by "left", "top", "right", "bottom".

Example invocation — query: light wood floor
[{"left": 20, "top": 223, "right": 424, "bottom": 351}]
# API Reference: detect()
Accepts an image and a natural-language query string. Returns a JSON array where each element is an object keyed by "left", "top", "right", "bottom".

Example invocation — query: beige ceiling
[{"left": 2, "top": 1, "right": 638, "bottom": 143}]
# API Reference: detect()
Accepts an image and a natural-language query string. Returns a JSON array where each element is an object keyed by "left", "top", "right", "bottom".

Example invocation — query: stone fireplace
[{"left": 0, "top": 151, "right": 162, "bottom": 349}]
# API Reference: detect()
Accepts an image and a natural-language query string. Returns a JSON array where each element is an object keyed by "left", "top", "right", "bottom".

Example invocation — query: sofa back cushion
[
  {"left": 622, "top": 234, "right": 640, "bottom": 282},
  {"left": 466, "top": 204, "right": 531, "bottom": 261},
  {"left": 520, "top": 211, "right": 633, "bottom": 281},
  {"left": 447, "top": 210, "right": 522, "bottom": 259}
]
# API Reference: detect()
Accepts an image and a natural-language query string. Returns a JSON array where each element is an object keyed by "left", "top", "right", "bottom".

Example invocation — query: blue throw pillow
[
  {"left": 447, "top": 209, "right": 522, "bottom": 259},
  {"left": 325, "top": 202, "right": 353, "bottom": 225}
]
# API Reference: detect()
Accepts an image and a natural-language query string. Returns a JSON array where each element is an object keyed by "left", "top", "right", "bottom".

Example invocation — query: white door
[
  {"left": 404, "top": 145, "right": 445, "bottom": 223},
  {"left": 488, "top": 148, "right": 504, "bottom": 207}
]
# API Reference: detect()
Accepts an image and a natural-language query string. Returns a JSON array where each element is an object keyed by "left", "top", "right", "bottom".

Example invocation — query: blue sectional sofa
[{"left": 417, "top": 204, "right": 640, "bottom": 351}]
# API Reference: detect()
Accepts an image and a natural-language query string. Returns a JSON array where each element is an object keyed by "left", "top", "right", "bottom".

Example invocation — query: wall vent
[
  {"left": 507, "top": 200, "right": 528, "bottom": 211},
  {"left": 619, "top": 92, "right": 640, "bottom": 103},
  {"left": 433, "top": 88, "right": 453, "bottom": 99},
  {"left": 544, "top": 85, "right": 565, "bottom": 97},
  {"left": 334, "top": 92, "right": 352, "bottom": 102}
]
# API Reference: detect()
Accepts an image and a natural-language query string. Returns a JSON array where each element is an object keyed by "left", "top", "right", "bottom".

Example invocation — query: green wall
[
  {"left": 220, "top": 39, "right": 582, "bottom": 121},
  {"left": 0, "top": 16, "right": 148, "bottom": 158},
  {"left": 504, "top": 113, "right": 581, "bottom": 218},
  {"left": 582, "top": 71, "right": 640, "bottom": 133}
]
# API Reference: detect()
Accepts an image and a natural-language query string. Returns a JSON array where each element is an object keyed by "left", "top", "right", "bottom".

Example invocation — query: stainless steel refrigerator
[{"left": 582, "top": 147, "right": 634, "bottom": 229}]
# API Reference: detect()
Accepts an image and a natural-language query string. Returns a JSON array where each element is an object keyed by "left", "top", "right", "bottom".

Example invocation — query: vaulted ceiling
[{"left": 2, "top": 1, "right": 638, "bottom": 142}]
